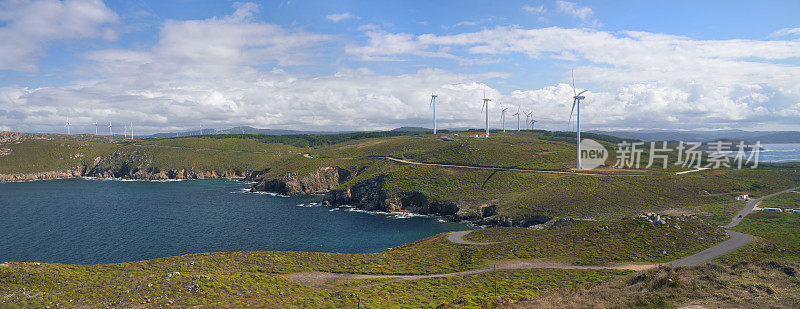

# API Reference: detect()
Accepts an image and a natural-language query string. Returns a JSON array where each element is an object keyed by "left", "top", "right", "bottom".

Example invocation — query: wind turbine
[
  {"left": 530, "top": 119, "right": 537, "bottom": 130},
  {"left": 108, "top": 122, "right": 112, "bottom": 136},
  {"left": 513, "top": 106, "right": 520, "bottom": 131},
  {"left": 130, "top": 122, "right": 134, "bottom": 140},
  {"left": 64, "top": 118, "right": 72, "bottom": 135},
  {"left": 430, "top": 93, "right": 438, "bottom": 134},
  {"left": 199, "top": 124, "right": 203, "bottom": 136},
  {"left": 568, "top": 70, "right": 589, "bottom": 170},
  {"left": 481, "top": 85, "right": 490, "bottom": 135},
  {"left": 524, "top": 111, "right": 532, "bottom": 130},
  {"left": 500, "top": 107, "right": 508, "bottom": 132},
  {"left": 94, "top": 122, "right": 98, "bottom": 135}
]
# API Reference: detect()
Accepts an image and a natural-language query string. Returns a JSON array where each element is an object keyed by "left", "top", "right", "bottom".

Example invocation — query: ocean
[{"left": 0, "top": 178, "right": 472, "bottom": 264}]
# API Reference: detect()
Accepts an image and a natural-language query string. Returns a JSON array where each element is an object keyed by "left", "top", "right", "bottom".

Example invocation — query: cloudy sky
[{"left": 1, "top": 0, "right": 799, "bottom": 134}]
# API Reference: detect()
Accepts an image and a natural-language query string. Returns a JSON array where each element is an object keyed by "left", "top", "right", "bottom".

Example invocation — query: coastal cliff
[
  {"left": 250, "top": 166, "right": 349, "bottom": 195},
  {"left": 251, "top": 167, "right": 550, "bottom": 226}
]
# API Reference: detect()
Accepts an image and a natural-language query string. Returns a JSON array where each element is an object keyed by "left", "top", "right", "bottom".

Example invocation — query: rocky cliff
[
  {"left": 251, "top": 166, "right": 350, "bottom": 195},
  {"left": 251, "top": 167, "right": 548, "bottom": 226}
]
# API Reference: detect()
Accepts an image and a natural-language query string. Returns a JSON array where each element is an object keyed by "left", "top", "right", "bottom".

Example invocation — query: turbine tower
[
  {"left": 130, "top": 122, "right": 134, "bottom": 140},
  {"left": 500, "top": 107, "right": 508, "bottom": 132},
  {"left": 481, "top": 85, "right": 490, "bottom": 135},
  {"left": 64, "top": 118, "right": 72, "bottom": 135},
  {"left": 530, "top": 119, "right": 537, "bottom": 130},
  {"left": 568, "top": 70, "right": 589, "bottom": 170},
  {"left": 108, "top": 122, "right": 112, "bottom": 136},
  {"left": 430, "top": 93, "right": 438, "bottom": 134},
  {"left": 199, "top": 124, "right": 203, "bottom": 136},
  {"left": 513, "top": 106, "right": 520, "bottom": 131},
  {"left": 94, "top": 122, "right": 98, "bottom": 135}
]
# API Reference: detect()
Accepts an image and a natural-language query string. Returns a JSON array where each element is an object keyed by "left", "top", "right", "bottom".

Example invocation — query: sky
[{"left": 1, "top": 0, "right": 799, "bottom": 135}]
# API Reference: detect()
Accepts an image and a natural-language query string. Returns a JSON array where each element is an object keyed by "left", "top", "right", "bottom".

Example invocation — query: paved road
[
  {"left": 724, "top": 186, "right": 800, "bottom": 228},
  {"left": 666, "top": 230, "right": 754, "bottom": 267},
  {"left": 445, "top": 186, "right": 800, "bottom": 269}
]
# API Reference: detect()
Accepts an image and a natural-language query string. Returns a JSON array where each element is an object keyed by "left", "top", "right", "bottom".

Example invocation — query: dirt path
[
  {"left": 303, "top": 153, "right": 648, "bottom": 177},
  {"left": 446, "top": 230, "right": 497, "bottom": 245},
  {"left": 279, "top": 259, "right": 655, "bottom": 289}
]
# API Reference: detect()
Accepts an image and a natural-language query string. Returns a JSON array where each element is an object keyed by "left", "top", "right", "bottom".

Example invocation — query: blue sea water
[
  {"left": 0, "top": 178, "right": 472, "bottom": 264},
  {"left": 758, "top": 144, "right": 800, "bottom": 163}
]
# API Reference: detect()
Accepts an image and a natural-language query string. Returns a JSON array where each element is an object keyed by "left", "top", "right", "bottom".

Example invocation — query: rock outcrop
[
  {"left": 252, "top": 166, "right": 349, "bottom": 195},
  {"left": 0, "top": 170, "right": 82, "bottom": 182},
  {"left": 78, "top": 150, "right": 251, "bottom": 180}
]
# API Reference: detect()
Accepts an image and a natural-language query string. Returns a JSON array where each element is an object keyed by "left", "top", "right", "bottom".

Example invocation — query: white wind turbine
[
  {"left": 524, "top": 111, "right": 532, "bottom": 130},
  {"left": 481, "top": 85, "right": 490, "bottom": 135},
  {"left": 530, "top": 118, "right": 537, "bottom": 130},
  {"left": 199, "top": 124, "right": 203, "bottom": 136},
  {"left": 108, "top": 121, "right": 113, "bottom": 136},
  {"left": 513, "top": 106, "right": 520, "bottom": 131},
  {"left": 568, "top": 70, "right": 589, "bottom": 170},
  {"left": 94, "top": 122, "right": 98, "bottom": 135},
  {"left": 64, "top": 118, "right": 72, "bottom": 135},
  {"left": 430, "top": 93, "right": 438, "bottom": 134},
  {"left": 500, "top": 107, "right": 508, "bottom": 132},
  {"left": 129, "top": 122, "right": 134, "bottom": 140}
]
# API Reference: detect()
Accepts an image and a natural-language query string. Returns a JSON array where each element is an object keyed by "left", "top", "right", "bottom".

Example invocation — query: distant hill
[
  {"left": 391, "top": 126, "right": 431, "bottom": 132},
  {"left": 589, "top": 130, "right": 800, "bottom": 144},
  {"left": 148, "top": 126, "right": 356, "bottom": 138}
]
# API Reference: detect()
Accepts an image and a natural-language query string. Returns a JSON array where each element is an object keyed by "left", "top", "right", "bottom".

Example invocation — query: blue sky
[{"left": 1, "top": 0, "right": 799, "bottom": 134}]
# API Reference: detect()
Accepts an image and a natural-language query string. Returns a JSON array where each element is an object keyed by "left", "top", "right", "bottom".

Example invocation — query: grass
[
  {"left": 0, "top": 140, "right": 121, "bottom": 174},
  {"left": 0, "top": 262, "right": 629, "bottom": 308},
  {"left": 729, "top": 211, "right": 800, "bottom": 262},
  {"left": 760, "top": 191, "right": 800, "bottom": 209},
  {"left": 519, "top": 260, "right": 800, "bottom": 308}
]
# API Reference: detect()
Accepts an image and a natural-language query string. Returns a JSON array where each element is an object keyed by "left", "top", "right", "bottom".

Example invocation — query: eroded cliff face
[
  {"left": 0, "top": 170, "right": 82, "bottom": 182},
  {"left": 82, "top": 151, "right": 250, "bottom": 180},
  {"left": 251, "top": 167, "right": 548, "bottom": 226},
  {"left": 251, "top": 166, "right": 349, "bottom": 195}
]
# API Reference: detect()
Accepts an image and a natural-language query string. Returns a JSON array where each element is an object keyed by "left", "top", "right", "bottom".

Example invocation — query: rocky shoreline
[{"left": 250, "top": 166, "right": 551, "bottom": 227}]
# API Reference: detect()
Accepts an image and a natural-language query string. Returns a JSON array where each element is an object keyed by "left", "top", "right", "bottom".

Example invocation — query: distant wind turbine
[
  {"left": 481, "top": 85, "right": 490, "bottom": 135},
  {"left": 524, "top": 111, "right": 532, "bottom": 130},
  {"left": 530, "top": 119, "right": 537, "bottom": 130},
  {"left": 130, "top": 122, "right": 134, "bottom": 140},
  {"left": 199, "top": 125, "right": 203, "bottom": 136},
  {"left": 500, "top": 107, "right": 508, "bottom": 132},
  {"left": 108, "top": 122, "right": 112, "bottom": 136},
  {"left": 64, "top": 118, "right": 72, "bottom": 135},
  {"left": 568, "top": 70, "right": 589, "bottom": 170},
  {"left": 430, "top": 93, "right": 438, "bottom": 134},
  {"left": 513, "top": 106, "right": 520, "bottom": 131}
]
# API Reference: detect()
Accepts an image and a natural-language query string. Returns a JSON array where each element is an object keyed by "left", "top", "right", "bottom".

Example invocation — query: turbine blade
[
  {"left": 568, "top": 98, "right": 577, "bottom": 126},
  {"left": 571, "top": 70, "right": 576, "bottom": 96}
]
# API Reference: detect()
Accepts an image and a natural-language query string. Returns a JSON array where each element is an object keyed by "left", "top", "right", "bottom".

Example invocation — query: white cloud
[
  {"left": 453, "top": 21, "right": 477, "bottom": 27},
  {"left": 522, "top": 5, "right": 546, "bottom": 14},
  {"left": 0, "top": 0, "right": 119, "bottom": 72},
  {"left": 2, "top": 3, "right": 799, "bottom": 133},
  {"left": 326, "top": 12, "right": 354, "bottom": 22},
  {"left": 555, "top": 0, "right": 593, "bottom": 20},
  {"left": 769, "top": 27, "right": 800, "bottom": 37}
]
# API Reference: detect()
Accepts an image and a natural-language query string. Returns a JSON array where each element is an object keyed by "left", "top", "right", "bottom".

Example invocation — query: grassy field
[
  {"left": 0, "top": 261, "right": 630, "bottom": 308},
  {"left": 1, "top": 217, "right": 719, "bottom": 308},
  {"left": 760, "top": 190, "right": 800, "bottom": 209},
  {"left": 0, "top": 139, "right": 121, "bottom": 174}
]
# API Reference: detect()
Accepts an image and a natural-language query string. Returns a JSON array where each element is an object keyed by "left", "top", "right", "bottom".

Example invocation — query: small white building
[
  {"left": 735, "top": 194, "right": 750, "bottom": 201},
  {"left": 763, "top": 207, "right": 783, "bottom": 212},
  {"left": 469, "top": 133, "right": 490, "bottom": 138}
]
